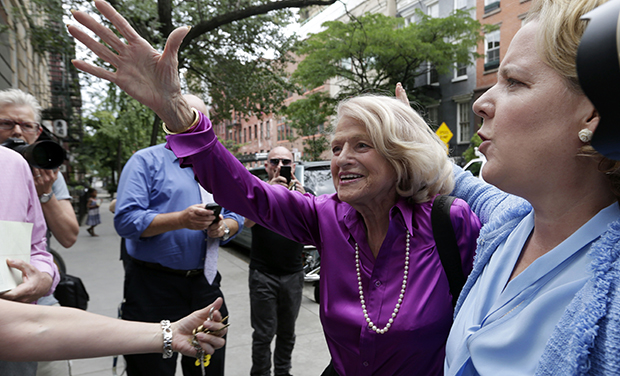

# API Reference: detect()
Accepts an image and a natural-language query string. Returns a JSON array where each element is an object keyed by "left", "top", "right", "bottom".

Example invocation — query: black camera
[{"left": 1, "top": 137, "right": 66, "bottom": 169}]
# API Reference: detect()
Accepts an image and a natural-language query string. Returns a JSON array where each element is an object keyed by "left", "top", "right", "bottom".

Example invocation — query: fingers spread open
[
  {"left": 70, "top": 58, "right": 117, "bottom": 83},
  {"left": 67, "top": 24, "right": 120, "bottom": 70},
  {"left": 94, "top": 0, "right": 148, "bottom": 47}
]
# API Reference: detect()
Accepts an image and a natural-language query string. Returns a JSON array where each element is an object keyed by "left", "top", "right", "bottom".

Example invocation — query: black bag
[
  {"left": 54, "top": 272, "right": 90, "bottom": 310},
  {"left": 431, "top": 195, "right": 466, "bottom": 308}
]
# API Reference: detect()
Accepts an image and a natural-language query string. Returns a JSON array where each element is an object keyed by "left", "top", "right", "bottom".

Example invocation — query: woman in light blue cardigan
[{"left": 440, "top": 0, "right": 620, "bottom": 375}]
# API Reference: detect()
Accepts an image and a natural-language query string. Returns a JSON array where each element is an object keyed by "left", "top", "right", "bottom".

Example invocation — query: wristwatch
[
  {"left": 221, "top": 221, "right": 231, "bottom": 241},
  {"left": 39, "top": 191, "right": 54, "bottom": 204}
]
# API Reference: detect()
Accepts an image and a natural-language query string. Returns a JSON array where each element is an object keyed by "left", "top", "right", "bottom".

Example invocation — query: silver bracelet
[{"left": 161, "top": 320, "right": 173, "bottom": 359}]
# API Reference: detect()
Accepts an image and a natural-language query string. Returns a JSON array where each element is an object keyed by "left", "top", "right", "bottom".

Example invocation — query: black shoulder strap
[{"left": 431, "top": 195, "right": 465, "bottom": 307}]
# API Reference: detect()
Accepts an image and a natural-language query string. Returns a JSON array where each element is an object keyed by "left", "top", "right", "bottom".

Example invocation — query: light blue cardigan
[{"left": 451, "top": 166, "right": 620, "bottom": 375}]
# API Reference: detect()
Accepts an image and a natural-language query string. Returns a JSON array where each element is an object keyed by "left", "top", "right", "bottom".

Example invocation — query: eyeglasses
[
  {"left": 269, "top": 158, "right": 292, "bottom": 166},
  {"left": 0, "top": 119, "right": 40, "bottom": 134}
]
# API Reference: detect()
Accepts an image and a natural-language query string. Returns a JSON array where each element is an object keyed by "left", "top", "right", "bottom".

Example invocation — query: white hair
[
  {"left": 335, "top": 95, "right": 454, "bottom": 203},
  {"left": 0, "top": 89, "right": 42, "bottom": 123}
]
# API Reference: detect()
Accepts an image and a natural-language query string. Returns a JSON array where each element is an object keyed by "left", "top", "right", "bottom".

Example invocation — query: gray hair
[
  {"left": 0, "top": 89, "right": 42, "bottom": 123},
  {"left": 335, "top": 95, "right": 454, "bottom": 203}
]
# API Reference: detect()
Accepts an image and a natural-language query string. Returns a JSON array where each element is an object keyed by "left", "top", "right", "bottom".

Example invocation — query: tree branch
[
  {"left": 158, "top": 0, "right": 174, "bottom": 37},
  {"left": 180, "top": 0, "right": 338, "bottom": 51}
]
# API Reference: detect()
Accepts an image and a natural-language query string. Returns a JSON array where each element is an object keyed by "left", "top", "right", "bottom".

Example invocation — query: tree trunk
[{"left": 151, "top": 115, "right": 161, "bottom": 146}]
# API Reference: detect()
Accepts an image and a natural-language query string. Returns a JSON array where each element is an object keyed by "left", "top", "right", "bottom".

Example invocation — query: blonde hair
[
  {"left": 0, "top": 89, "right": 42, "bottom": 123},
  {"left": 335, "top": 95, "right": 454, "bottom": 203},
  {"left": 527, "top": 0, "right": 620, "bottom": 196},
  {"left": 526, "top": 0, "right": 608, "bottom": 93}
]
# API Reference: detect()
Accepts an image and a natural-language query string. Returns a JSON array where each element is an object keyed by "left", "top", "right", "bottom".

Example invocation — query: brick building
[{"left": 474, "top": 0, "right": 532, "bottom": 124}]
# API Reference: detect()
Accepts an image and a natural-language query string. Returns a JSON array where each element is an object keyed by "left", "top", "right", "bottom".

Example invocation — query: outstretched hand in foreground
[
  {"left": 68, "top": 0, "right": 194, "bottom": 132},
  {"left": 0, "top": 297, "right": 227, "bottom": 361},
  {"left": 171, "top": 297, "right": 228, "bottom": 357}
]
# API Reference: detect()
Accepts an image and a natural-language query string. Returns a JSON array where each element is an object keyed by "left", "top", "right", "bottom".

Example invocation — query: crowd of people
[
  {"left": 0, "top": 90, "right": 228, "bottom": 376},
  {"left": 2, "top": 0, "right": 620, "bottom": 375}
]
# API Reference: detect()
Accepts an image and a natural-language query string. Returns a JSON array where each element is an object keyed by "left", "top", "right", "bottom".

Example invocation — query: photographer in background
[
  {"left": 0, "top": 89, "right": 79, "bottom": 251},
  {"left": 244, "top": 147, "right": 310, "bottom": 376},
  {"left": 0, "top": 88, "right": 77, "bottom": 376}
]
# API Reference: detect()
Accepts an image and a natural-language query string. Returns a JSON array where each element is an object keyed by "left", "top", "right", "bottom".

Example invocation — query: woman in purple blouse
[{"left": 68, "top": 2, "right": 481, "bottom": 374}]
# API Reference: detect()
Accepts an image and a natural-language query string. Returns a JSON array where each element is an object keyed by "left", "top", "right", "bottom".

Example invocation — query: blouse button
[
  {"left": 363, "top": 361, "right": 369, "bottom": 367},
  {"left": 374, "top": 280, "right": 381, "bottom": 287}
]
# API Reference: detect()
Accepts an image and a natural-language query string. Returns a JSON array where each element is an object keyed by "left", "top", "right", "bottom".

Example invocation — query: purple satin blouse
[{"left": 167, "top": 113, "right": 481, "bottom": 376}]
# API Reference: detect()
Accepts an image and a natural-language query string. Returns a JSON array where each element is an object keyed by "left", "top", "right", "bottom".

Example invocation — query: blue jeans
[{"left": 249, "top": 269, "right": 304, "bottom": 376}]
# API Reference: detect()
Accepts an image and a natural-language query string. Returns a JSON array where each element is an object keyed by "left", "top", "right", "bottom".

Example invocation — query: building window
[
  {"left": 454, "top": 62, "right": 468, "bottom": 79},
  {"left": 254, "top": 124, "right": 257, "bottom": 140},
  {"left": 244, "top": 128, "right": 247, "bottom": 143},
  {"left": 341, "top": 58, "right": 352, "bottom": 71},
  {"left": 426, "top": 105, "right": 439, "bottom": 127},
  {"left": 454, "top": 0, "right": 467, "bottom": 10},
  {"left": 428, "top": 62, "right": 439, "bottom": 85},
  {"left": 484, "top": 0, "right": 500, "bottom": 13},
  {"left": 457, "top": 101, "right": 471, "bottom": 144},
  {"left": 484, "top": 29, "right": 500, "bottom": 71},
  {"left": 427, "top": 0, "right": 439, "bottom": 17},
  {"left": 266, "top": 120, "right": 271, "bottom": 139}
]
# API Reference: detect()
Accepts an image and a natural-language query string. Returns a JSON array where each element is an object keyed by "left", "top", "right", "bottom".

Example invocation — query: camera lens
[{"left": 1, "top": 138, "right": 66, "bottom": 169}]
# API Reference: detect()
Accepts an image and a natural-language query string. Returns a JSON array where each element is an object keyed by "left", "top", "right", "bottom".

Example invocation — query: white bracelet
[{"left": 161, "top": 320, "right": 173, "bottom": 359}]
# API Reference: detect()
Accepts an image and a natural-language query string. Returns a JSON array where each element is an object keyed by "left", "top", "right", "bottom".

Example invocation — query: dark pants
[
  {"left": 122, "top": 258, "right": 227, "bottom": 376},
  {"left": 0, "top": 360, "right": 37, "bottom": 375},
  {"left": 249, "top": 269, "right": 304, "bottom": 376},
  {"left": 320, "top": 361, "right": 340, "bottom": 376}
]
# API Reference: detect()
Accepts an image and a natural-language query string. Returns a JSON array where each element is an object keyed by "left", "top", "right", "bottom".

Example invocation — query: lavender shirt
[
  {"left": 167, "top": 114, "right": 481, "bottom": 376},
  {"left": 0, "top": 147, "right": 59, "bottom": 295}
]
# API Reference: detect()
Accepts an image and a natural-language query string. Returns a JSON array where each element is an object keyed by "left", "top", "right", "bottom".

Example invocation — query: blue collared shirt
[
  {"left": 114, "top": 144, "right": 243, "bottom": 270},
  {"left": 445, "top": 202, "right": 620, "bottom": 376}
]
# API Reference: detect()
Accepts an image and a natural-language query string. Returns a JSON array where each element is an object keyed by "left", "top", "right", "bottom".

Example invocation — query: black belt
[{"left": 129, "top": 256, "right": 203, "bottom": 277}]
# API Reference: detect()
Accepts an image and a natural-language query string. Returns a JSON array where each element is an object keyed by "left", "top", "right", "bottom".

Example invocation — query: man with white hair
[{"left": 0, "top": 89, "right": 79, "bottom": 251}]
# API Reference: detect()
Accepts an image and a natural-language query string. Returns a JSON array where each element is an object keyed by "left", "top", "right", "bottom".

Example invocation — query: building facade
[
  {"left": 0, "top": 0, "right": 51, "bottom": 102},
  {"left": 474, "top": 0, "right": 532, "bottom": 125},
  {"left": 396, "top": 0, "right": 478, "bottom": 159},
  {"left": 213, "top": 0, "right": 532, "bottom": 165}
]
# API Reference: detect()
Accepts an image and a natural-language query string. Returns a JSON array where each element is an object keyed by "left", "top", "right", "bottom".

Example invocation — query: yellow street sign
[{"left": 436, "top": 122, "right": 453, "bottom": 144}]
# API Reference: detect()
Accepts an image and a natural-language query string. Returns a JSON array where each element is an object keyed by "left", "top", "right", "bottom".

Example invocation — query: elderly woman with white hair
[{"left": 67, "top": 3, "right": 481, "bottom": 374}]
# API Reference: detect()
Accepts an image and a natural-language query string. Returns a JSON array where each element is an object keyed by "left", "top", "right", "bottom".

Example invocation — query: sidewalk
[{"left": 51, "top": 199, "right": 330, "bottom": 376}]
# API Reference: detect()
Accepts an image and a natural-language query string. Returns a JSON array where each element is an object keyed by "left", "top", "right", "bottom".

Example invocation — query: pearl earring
[{"left": 578, "top": 129, "right": 593, "bottom": 143}]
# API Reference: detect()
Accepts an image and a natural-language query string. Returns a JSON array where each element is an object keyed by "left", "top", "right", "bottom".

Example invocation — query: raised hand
[
  {"left": 67, "top": 0, "right": 194, "bottom": 131},
  {"left": 395, "top": 82, "right": 409, "bottom": 106}
]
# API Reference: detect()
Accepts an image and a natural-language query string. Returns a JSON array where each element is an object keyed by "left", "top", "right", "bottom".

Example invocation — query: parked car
[
  {"left": 227, "top": 160, "right": 333, "bottom": 302},
  {"left": 228, "top": 160, "right": 335, "bottom": 251}
]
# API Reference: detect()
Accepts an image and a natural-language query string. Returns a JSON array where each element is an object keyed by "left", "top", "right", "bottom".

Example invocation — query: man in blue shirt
[{"left": 114, "top": 94, "right": 243, "bottom": 376}]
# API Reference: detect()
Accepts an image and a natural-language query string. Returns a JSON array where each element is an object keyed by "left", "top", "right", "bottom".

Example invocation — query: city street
[{"left": 51, "top": 198, "right": 330, "bottom": 376}]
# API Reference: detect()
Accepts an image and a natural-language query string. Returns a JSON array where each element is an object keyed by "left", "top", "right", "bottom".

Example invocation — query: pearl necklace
[{"left": 355, "top": 230, "right": 410, "bottom": 334}]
